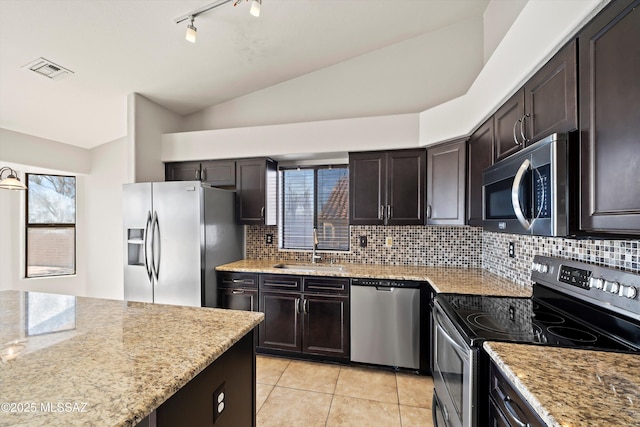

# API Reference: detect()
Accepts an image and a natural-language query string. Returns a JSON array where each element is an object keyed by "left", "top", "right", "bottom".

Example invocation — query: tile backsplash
[
  {"left": 246, "top": 225, "right": 639, "bottom": 289},
  {"left": 246, "top": 225, "right": 483, "bottom": 267},
  {"left": 482, "top": 232, "right": 640, "bottom": 287}
]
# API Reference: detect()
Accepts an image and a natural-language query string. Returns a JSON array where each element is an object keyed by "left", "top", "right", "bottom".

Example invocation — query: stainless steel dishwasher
[{"left": 350, "top": 278, "right": 420, "bottom": 370}]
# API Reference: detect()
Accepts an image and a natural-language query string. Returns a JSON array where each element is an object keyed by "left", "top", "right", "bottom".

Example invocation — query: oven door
[{"left": 432, "top": 301, "right": 477, "bottom": 427}]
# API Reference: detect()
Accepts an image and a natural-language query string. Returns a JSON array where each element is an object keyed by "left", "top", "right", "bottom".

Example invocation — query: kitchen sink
[{"left": 272, "top": 263, "right": 345, "bottom": 273}]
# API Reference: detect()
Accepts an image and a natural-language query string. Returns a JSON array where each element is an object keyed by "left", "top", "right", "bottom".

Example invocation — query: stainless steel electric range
[{"left": 431, "top": 255, "right": 640, "bottom": 427}]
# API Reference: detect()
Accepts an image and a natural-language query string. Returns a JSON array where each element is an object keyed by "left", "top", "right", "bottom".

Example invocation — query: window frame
[
  {"left": 279, "top": 164, "right": 349, "bottom": 252},
  {"left": 25, "top": 173, "right": 77, "bottom": 278}
]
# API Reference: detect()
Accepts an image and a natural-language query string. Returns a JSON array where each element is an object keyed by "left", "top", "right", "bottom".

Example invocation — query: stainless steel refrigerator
[{"left": 123, "top": 181, "right": 243, "bottom": 307}]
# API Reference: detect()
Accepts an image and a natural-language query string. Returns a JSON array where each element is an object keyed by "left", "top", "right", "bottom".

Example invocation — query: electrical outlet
[
  {"left": 509, "top": 306, "right": 516, "bottom": 321},
  {"left": 266, "top": 233, "right": 273, "bottom": 244},
  {"left": 213, "top": 382, "right": 225, "bottom": 424},
  {"left": 508, "top": 241, "right": 515, "bottom": 258},
  {"left": 385, "top": 237, "right": 393, "bottom": 247},
  {"left": 359, "top": 235, "right": 367, "bottom": 248}
]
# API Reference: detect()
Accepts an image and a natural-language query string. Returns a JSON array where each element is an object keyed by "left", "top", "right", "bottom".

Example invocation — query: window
[
  {"left": 280, "top": 166, "right": 349, "bottom": 251},
  {"left": 25, "top": 174, "right": 76, "bottom": 278}
]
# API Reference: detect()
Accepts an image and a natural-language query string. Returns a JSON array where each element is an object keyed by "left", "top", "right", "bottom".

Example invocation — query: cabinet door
[
  {"left": 302, "top": 295, "right": 349, "bottom": 358},
  {"left": 524, "top": 40, "right": 577, "bottom": 142},
  {"left": 219, "top": 288, "right": 257, "bottom": 311},
  {"left": 494, "top": 89, "right": 525, "bottom": 161},
  {"left": 236, "top": 158, "right": 277, "bottom": 225},
  {"left": 200, "top": 160, "right": 236, "bottom": 187},
  {"left": 164, "top": 161, "right": 201, "bottom": 181},
  {"left": 426, "top": 140, "right": 466, "bottom": 225},
  {"left": 387, "top": 149, "right": 426, "bottom": 225},
  {"left": 467, "top": 118, "right": 494, "bottom": 226},
  {"left": 349, "top": 152, "right": 385, "bottom": 225},
  {"left": 578, "top": 0, "right": 640, "bottom": 234},
  {"left": 258, "top": 291, "right": 302, "bottom": 352}
]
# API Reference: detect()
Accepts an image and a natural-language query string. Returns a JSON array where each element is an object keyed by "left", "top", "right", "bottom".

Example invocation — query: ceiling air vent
[{"left": 22, "top": 58, "right": 73, "bottom": 80}]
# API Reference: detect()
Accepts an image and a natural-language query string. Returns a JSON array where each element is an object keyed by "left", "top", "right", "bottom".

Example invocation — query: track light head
[
  {"left": 250, "top": 0, "right": 261, "bottom": 17},
  {"left": 185, "top": 16, "right": 197, "bottom": 43}
]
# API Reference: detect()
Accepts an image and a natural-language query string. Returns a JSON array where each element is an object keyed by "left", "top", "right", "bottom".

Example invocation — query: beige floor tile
[
  {"left": 399, "top": 405, "right": 434, "bottom": 427},
  {"left": 256, "top": 383, "right": 274, "bottom": 413},
  {"left": 326, "top": 395, "right": 401, "bottom": 427},
  {"left": 257, "top": 355, "right": 291, "bottom": 385},
  {"left": 334, "top": 365, "right": 399, "bottom": 403},
  {"left": 277, "top": 360, "right": 341, "bottom": 394},
  {"left": 256, "top": 386, "right": 332, "bottom": 427},
  {"left": 396, "top": 373, "right": 434, "bottom": 408}
]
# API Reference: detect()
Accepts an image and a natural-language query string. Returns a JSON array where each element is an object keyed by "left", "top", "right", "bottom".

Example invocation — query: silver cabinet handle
[
  {"left": 387, "top": 205, "right": 392, "bottom": 219},
  {"left": 513, "top": 118, "right": 523, "bottom": 146},
  {"left": 231, "top": 289, "right": 245, "bottom": 294},
  {"left": 232, "top": 279, "right": 244, "bottom": 283},
  {"left": 201, "top": 168, "right": 206, "bottom": 181},
  {"left": 303, "top": 299, "right": 309, "bottom": 314},
  {"left": 260, "top": 206, "right": 265, "bottom": 220},
  {"left": 195, "top": 169, "right": 200, "bottom": 180},
  {"left": 503, "top": 396, "right": 530, "bottom": 427},
  {"left": 379, "top": 205, "right": 384, "bottom": 220},
  {"left": 295, "top": 298, "right": 301, "bottom": 314},
  {"left": 511, "top": 159, "right": 533, "bottom": 231},
  {"left": 427, "top": 204, "right": 432, "bottom": 219},
  {"left": 520, "top": 113, "right": 531, "bottom": 144}
]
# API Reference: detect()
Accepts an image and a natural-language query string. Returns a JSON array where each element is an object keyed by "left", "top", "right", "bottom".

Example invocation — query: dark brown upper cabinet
[
  {"left": 235, "top": 158, "right": 277, "bottom": 225},
  {"left": 494, "top": 40, "right": 577, "bottom": 162},
  {"left": 578, "top": 0, "right": 640, "bottom": 235},
  {"left": 426, "top": 139, "right": 467, "bottom": 225},
  {"left": 349, "top": 149, "right": 426, "bottom": 226},
  {"left": 165, "top": 160, "right": 236, "bottom": 187},
  {"left": 466, "top": 118, "right": 494, "bottom": 227}
]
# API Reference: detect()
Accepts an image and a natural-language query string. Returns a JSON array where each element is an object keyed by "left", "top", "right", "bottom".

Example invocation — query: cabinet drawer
[
  {"left": 218, "top": 272, "right": 258, "bottom": 289},
  {"left": 489, "top": 362, "right": 545, "bottom": 427},
  {"left": 303, "top": 277, "right": 349, "bottom": 295},
  {"left": 260, "top": 274, "right": 302, "bottom": 292}
]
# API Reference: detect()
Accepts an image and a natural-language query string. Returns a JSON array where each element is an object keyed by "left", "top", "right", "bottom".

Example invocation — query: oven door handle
[
  {"left": 511, "top": 158, "right": 534, "bottom": 231},
  {"left": 434, "top": 310, "right": 469, "bottom": 357}
]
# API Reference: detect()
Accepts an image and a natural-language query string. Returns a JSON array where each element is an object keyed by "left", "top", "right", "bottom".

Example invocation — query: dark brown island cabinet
[
  {"left": 494, "top": 39, "right": 577, "bottom": 162},
  {"left": 258, "top": 274, "right": 350, "bottom": 360},
  {"left": 165, "top": 160, "right": 236, "bottom": 187},
  {"left": 426, "top": 139, "right": 466, "bottom": 225},
  {"left": 578, "top": 0, "right": 640, "bottom": 235},
  {"left": 235, "top": 158, "right": 278, "bottom": 225},
  {"left": 349, "top": 148, "right": 426, "bottom": 225}
]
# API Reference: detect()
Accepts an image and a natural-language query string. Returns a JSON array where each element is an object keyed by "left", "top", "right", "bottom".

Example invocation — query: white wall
[
  {"left": 162, "top": 114, "right": 419, "bottom": 162},
  {"left": 85, "top": 137, "right": 128, "bottom": 300},
  {"left": 128, "top": 93, "right": 184, "bottom": 183}
]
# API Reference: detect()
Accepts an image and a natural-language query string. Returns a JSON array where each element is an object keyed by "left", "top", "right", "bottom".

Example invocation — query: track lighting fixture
[
  {"left": 175, "top": 0, "right": 262, "bottom": 43},
  {"left": 185, "top": 16, "right": 197, "bottom": 43}
]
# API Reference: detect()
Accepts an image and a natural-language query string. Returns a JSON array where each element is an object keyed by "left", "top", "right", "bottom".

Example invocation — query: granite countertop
[
  {"left": 0, "top": 290, "right": 264, "bottom": 427},
  {"left": 216, "top": 259, "right": 531, "bottom": 297},
  {"left": 484, "top": 341, "right": 640, "bottom": 427}
]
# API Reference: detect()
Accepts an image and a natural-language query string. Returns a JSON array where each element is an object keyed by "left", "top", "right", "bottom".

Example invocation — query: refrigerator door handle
[
  {"left": 144, "top": 211, "right": 153, "bottom": 284},
  {"left": 151, "top": 211, "right": 161, "bottom": 282}
]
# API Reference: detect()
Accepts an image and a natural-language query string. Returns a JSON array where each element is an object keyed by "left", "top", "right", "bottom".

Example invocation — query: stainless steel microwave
[{"left": 482, "top": 133, "right": 570, "bottom": 236}]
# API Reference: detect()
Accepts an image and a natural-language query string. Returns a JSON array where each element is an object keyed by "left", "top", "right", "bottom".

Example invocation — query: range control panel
[
  {"left": 351, "top": 278, "right": 419, "bottom": 288},
  {"left": 558, "top": 265, "right": 591, "bottom": 289}
]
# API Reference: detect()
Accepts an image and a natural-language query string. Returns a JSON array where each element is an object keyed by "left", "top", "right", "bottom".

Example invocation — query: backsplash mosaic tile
[
  {"left": 482, "top": 232, "right": 640, "bottom": 287},
  {"left": 246, "top": 225, "right": 483, "bottom": 267}
]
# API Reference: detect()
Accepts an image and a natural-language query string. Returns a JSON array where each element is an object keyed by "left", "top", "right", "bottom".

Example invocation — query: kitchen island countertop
[
  {"left": 0, "top": 290, "right": 263, "bottom": 427},
  {"left": 216, "top": 259, "right": 532, "bottom": 297},
  {"left": 484, "top": 341, "right": 640, "bottom": 427}
]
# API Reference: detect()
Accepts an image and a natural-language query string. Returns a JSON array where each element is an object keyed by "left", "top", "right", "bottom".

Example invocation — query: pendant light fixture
[
  {"left": 175, "top": 0, "right": 262, "bottom": 43},
  {"left": 0, "top": 167, "right": 27, "bottom": 190}
]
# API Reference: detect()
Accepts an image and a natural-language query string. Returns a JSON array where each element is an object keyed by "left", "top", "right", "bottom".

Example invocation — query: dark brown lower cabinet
[
  {"left": 488, "top": 360, "right": 545, "bottom": 427},
  {"left": 220, "top": 288, "right": 258, "bottom": 311},
  {"left": 258, "top": 275, "right": 350, "bottom": 360}
]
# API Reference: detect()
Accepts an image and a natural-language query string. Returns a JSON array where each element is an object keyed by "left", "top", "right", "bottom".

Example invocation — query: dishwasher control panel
[{"left": 352, "top": 278, "right": 419, "bottom": 288}]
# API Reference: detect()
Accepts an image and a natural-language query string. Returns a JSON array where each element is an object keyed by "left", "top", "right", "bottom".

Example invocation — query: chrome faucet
[{"left": 312, "top": 227, "right": 321, "bottom": 263}]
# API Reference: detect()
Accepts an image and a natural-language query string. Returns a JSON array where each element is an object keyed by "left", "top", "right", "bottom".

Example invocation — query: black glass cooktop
[{"left": 435, "top": 290, "right": 638, "bottom": 352}]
